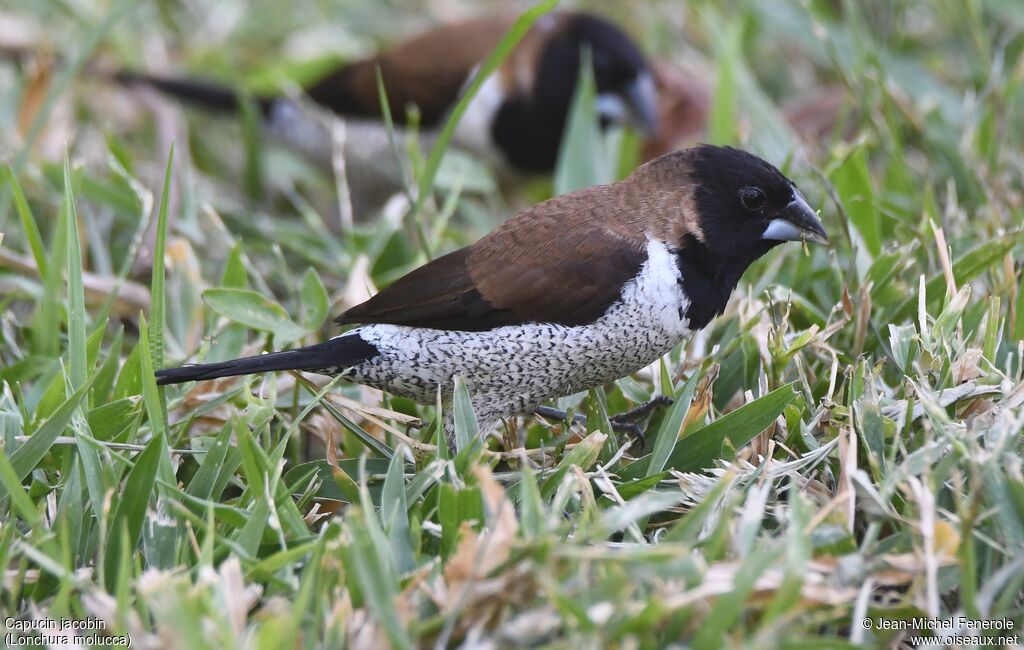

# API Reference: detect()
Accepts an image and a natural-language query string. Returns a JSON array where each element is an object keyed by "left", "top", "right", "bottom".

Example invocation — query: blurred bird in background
[{"left": 116, "top": 11, "right": 661, "bottom": 217}]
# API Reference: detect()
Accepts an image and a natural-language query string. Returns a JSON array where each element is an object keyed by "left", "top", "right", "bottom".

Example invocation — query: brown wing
[
  {"left": 336, "top": 185, "right": 650, "bottom": 331},
  {"left": 335, "top": 247, "right": 515, "bottom": 330},
  {"left": 306, "top": 14, "right": 518, "bottom": 126}
]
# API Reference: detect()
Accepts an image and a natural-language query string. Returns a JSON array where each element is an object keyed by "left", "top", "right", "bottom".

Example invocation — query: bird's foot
[
  {"left": 533, "top": 397, "right": 673, "bottom": 441},
  {"left": 610, "top": 397, "right": 674, "bottom": 448}
]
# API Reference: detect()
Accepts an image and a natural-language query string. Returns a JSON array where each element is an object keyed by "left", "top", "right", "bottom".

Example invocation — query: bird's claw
[{"left": 534, "top": 396, "right": 674, "bottom": 447}]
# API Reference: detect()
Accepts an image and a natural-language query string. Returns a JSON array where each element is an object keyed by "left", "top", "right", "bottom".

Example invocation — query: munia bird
[
  {"left": 116, "top": 11, "right": 658, "bottom": 211},
  {"left": 157, "top": 145, "right": 829, "bottom": 445}
]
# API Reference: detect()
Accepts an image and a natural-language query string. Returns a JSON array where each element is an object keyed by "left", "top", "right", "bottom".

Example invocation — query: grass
[{"left": 2, "top": 0, "right": 1024, "bottom": 647}]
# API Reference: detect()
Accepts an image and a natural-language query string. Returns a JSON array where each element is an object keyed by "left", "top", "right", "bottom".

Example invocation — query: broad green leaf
[
  {"left": 86, "top": 397, "right": 142, "bottom": 442},
  {"left": 300, "top": 267, "right": 329, "bottom": 330},
  {"left": 203, "top": 288, "right": 306, "bottom": 343}
]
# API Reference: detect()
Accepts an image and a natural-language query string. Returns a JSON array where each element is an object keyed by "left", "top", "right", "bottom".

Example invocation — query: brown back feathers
[{"left": 337, "top": 151, "right": 705, "bottom": 331}]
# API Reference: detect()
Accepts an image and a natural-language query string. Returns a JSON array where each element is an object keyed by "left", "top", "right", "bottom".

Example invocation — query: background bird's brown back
[{"left": 306, "top": 14, "right": 517, "bottom": 125}]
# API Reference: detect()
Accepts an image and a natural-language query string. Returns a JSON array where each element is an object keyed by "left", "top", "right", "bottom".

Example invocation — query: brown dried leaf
[
  {"left": 682, "top": 364, "right": 719, "bottom": 435},
  {"left": 951, "top": 348, "right": 984, "bottom": 384},
  {"left": 443, "top": 466, "right": 517, "bottom": 611},
  {"left": 840, "top": 285, "right": 854, "bottom": 318},
  {"left": 17, "top": 55, "right": 51, "bottom": 138}
]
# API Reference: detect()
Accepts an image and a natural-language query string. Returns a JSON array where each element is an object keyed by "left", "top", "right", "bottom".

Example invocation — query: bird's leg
[
  {"left": 608, "top": 396, "right": 674, "bottom": 425},
  {"left": 443, "top": 413, "right": 458, "bottom": 457},
  {"left": 532, "top": 405, "right": 646, "bottom": 437},
  {"left": 533, "top": 405, "right": 587, "bottom": 426}
]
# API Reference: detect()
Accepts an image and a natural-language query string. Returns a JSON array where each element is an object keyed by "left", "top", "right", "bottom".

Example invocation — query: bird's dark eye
[{"left": 739, "top": 186, "right": 766, "bottom": 211}]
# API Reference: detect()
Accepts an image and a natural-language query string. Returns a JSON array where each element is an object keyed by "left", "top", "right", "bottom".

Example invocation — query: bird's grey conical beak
[
  {"left": 762, "top": 190, "right": 829, "bottom": 245},
  {"left": 621, "top": 71, "right": 659, "bottom": 136}
]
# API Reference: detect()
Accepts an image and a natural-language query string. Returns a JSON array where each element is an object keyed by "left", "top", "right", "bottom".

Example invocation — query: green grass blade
[
  {"left": 292, "top": 374, "right": 394, "bottom": 459},
  {"left": 138, "top": 315, "right": 167, "bottom": 440},
  {"left": 451, "top": 375, "right": 478, "bottom": 454},
  {"left": 647, "top": 371, "right": 702, "bottom": 477},
  {"left": 554, "top": 48, "right": 609, "bottom": 195},
  {"left": 708, "top": 20, "right": 741, "bottom": 145},
  {"left": 381, "top": 449, "right": 415, "bottom": 573},
  {"left": 102, "top": 427, "right": 165, "bottom": 589},
  {"left": 830, "top": 143, "right": 880, "bottom": 256},
  {"left": 0, "top": 446, "right": 41, "bottom": 527},
  {"left": 668, "top": 384, "right": 797, "bottom": 474},
  {"left": 34, "top": 178, "right": 69, "bottom": 358},
  {"left": 185, "top": 422, "right": 234, "bottom": 500},
  {"left": 149, "top": 143, "right": 174, "bottom": 372},
  {"left": 63, "top": 150, "right": 88, "bottom": 393},
  {"left": 541, "top": 429, "right": 607, "bottom": 499},
  {"left": 3, "top": 164, "right": 48, "bottom": 276}
]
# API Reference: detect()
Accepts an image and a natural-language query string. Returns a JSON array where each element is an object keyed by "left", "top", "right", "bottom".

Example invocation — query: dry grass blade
[{"left": 0, "top": 247, "right": 150, "bottom": 315}]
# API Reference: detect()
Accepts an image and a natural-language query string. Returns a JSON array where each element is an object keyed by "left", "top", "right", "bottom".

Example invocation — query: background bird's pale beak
[
  {"left": 621, "top": 72, "right": 659, "bottom": 135},
  {"left": 762, "top": 190, "right": 829, "bottom": 245}
]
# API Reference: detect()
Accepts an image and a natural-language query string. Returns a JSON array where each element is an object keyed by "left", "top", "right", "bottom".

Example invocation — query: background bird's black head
[
  {"left": 493, "top": 13, "right": 656, "bottom": 173},
  {"left": 568, "top": 16, "right": 647, "bottom": 91},
  {"left": 535, "top": 13, "right": 655, "bottom": 131}
]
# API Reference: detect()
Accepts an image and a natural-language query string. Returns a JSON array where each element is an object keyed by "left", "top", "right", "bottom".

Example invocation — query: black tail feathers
[
  {"left": 155, "top": 335, "right": 378, "bottom": 386},
  {"left": 115, "top": 71, "right": 275, "bottom": 116}
]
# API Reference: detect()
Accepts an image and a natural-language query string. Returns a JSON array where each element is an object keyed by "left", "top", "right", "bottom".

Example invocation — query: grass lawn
[{"left": 1, "top": 0, "right": 1023, "bottom": 647}]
